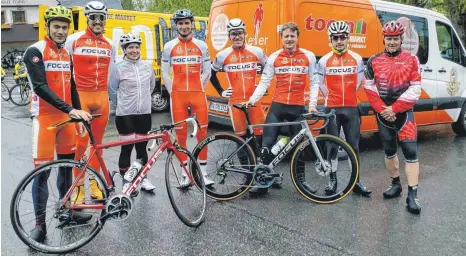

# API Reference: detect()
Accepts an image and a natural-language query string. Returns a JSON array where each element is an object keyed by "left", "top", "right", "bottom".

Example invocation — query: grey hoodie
[{"left": 109, "top": 58, "right": 155, "bottom": 116}]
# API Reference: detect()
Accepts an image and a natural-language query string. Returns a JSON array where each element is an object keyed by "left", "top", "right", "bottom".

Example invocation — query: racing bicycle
[
  {"left": 191, "top": 104, "right": 359, "bottom": 204},
  {"left": 10, "top": 115, "right": 206, "bottom": 253}
]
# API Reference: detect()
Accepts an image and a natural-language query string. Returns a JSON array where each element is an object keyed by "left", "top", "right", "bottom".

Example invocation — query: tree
[
  {"left": 146, "top": 0, "right": 211, "bottom": 16},
  {"left": 121, "top": 0, "right": 135, "bottom": 10}
]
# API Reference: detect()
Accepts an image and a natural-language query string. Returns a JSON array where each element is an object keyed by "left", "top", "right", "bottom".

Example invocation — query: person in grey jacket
[{"left": 109, "top": 32, "right": 156, "bottom": 192}]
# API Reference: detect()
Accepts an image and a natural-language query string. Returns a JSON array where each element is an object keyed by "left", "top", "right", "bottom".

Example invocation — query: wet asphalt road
[{"left": 1, "top": 84, "right": 466, "bottom": 255}]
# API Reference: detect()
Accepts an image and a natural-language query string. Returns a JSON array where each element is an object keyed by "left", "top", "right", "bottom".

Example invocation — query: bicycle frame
[
  {"left": 219, "top": 119, "right": 328, "bottom": 174},
  {"left": 62, "top": 127, "right": 192, "bottom": 210}
]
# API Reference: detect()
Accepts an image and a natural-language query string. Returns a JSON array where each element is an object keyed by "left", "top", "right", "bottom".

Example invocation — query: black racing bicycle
[{"left": 191, "top": 104, "right": 359, "bottom": 204}]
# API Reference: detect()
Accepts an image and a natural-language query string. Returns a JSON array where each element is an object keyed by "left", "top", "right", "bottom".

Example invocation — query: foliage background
[{"left": 120, "top": 0, "right": 466, "bottom": 44}]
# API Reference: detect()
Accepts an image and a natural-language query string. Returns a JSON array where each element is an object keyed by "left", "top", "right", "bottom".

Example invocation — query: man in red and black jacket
[{"left": 364, "top": 20, "right": 422, "bottom": 214}]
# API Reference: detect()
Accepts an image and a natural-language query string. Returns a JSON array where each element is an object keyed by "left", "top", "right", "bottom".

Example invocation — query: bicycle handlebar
[
  {"left": 301, "top": 109, "right": 336, "bottom": 131},
  {"left": 47, "top": 114, "right": 103, "bottom": 130},
  {"left": 147, "top": 115, "right": 199, "bottom": 151}
]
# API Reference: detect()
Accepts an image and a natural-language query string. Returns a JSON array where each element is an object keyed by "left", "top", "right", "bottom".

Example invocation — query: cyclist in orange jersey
[
  {"left": 311, "top": 21, "right": 371, "bottom": 197},
  {"left": 210, "top": 18, "right": 267, "bottom": 143},
  {"left": 24, "top": 5, "right": 93, "bottom": 242},
  {"left": 65, "top": 1, "right": 116, "bottom": 202},
  {"left": 162, "top": 9, "right": 213, "bottom": 187}
]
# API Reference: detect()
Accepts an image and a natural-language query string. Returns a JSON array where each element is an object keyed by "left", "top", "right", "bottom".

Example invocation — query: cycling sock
[{"left": 391, "top": 176, "right": 401, "bottom": 184}]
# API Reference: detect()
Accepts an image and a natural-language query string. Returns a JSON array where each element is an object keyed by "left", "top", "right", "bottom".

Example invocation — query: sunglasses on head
[
  {"left": 230, "top": 31, "right": 244, "bottom": 38},
  {"left": 88, "top": 14, "right": 106, "bottom": 22},
  {"left": 331, "top": 35, "right": 348, "bottom": 41}
]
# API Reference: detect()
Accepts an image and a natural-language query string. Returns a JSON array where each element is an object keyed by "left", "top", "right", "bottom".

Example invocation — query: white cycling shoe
[{"left": 141, "top": 178, "right": 155, "bottom": 191}]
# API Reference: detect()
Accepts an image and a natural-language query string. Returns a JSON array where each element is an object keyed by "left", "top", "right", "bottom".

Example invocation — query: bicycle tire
[
  {"left": 290, "top": 134, "right": 359, "bottom": 204},
  {"left": 165, "top": 148, "right": 206, "bottom": 227},
  {"left": 191, "top": 133, "right": 256, "bottom": 200},
  {"left": 1, "top": 82, "right": 10, "bottom": 101},
  {"left": 9, "top": 83, "right": 31, "bottom": 106},
  {"left": 10, "top": 160, "right": 108, "bottom": 254}
]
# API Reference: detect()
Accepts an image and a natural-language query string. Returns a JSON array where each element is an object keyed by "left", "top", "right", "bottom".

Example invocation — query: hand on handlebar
[
  {"left": 69, "top": 109, "right": 92, "bottom": 122},
  {"left": 308, "top": 106, "right": 318, "bottom": 113}
]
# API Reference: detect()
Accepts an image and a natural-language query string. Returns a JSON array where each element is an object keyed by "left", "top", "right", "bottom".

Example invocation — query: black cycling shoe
[
  {"left": 383, "top": 183, "right": 402, "bottom": 199},
  {"left": 325, "top": 172, "right": 337, "bottom": 195},
  {"left": 406, "top": 186, "right": 421, "bottom": 214},
  {"left": 353, "top": 182, "right": 372, "bottom": 197},
  {"left": 271, "top": 173, "right": 283, "bottom": 189},
  {"left": 249, "top": 187, "right": 268, "bottom": 196},
  {"left": 30, "top": 225, "right": 46, "bottom": 243}
]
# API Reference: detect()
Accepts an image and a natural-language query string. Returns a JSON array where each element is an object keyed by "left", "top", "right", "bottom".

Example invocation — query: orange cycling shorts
[{"left": 229, "top": 100, "right": 265, "bottom": 136}]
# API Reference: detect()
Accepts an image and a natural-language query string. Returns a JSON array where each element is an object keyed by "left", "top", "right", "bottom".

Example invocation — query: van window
[
  {"left": 377, "top": 11, "right": 429, "bottom": 64},
  {"left": 436, "top": 21, "right": 466, "bottom": 67}
]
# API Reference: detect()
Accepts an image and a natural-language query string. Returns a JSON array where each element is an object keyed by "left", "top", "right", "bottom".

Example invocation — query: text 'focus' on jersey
[
  {"left": 364, "top": 51, "right": 422, "bottom": 114},
  {"left": 65, "top": 28, "right": 115, "bottom": 92},
  {"left": 250, "top": 48, "right": 317, "bottom": 106},
  {"left": 212, "top": 45, "right": 267, "bottom": 101},
  {"left": 313, "top": 50, "right": 364, "bottom": 107},
  {"left": 24, "top": 36, "right": 75, "bottom": 116},
  {"left": 161, "top": 36, "right": 211, "bottom": 92}
]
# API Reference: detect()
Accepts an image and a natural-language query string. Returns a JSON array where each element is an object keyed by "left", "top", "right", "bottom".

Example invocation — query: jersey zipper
[
  {"left": 287, "top": 52, "right": 293, "bottom": 104},
  {"left": 134, "top": 62, "right": 142, "bottom": 113},
  {"left": 58, "top": 50, "right": 66, "bottom": 103},
  {"left": 95, "top": 38, "right": 99, "bottom": 90},
  {"left": 340, "top": 54, "right": 344, "bottom": 106},
  {"left": 239, "top": 49, "right": 246, "bottom": 100},
  {"left": 184, "top": 41, "right": 188, "bottom": 91}
]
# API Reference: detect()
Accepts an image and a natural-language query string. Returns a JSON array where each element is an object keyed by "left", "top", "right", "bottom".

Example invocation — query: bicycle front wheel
[
  {"left": 9, "top": 83, "right": 31, "bottom": 106},
  {"left": 10, "top": 160, "right": 108, "bottom": 254},
  {"left": 290, "top": 134, "right": 359, "bottom": 204},
  {"left": 1, "top": 82, "right": 10, "bottom": 101},
  {"left": 165, "top": 148, "right": 206, "bottom": 227}
]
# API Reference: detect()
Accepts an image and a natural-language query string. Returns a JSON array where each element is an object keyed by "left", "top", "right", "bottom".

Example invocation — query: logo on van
[
  {"left": 211, "top": 14, "right": 229, "bottom": 51},
  {"left": 447, "top": 68, "right": 460, "bottom": 96},
  {"left": 253, "top": 3, "right": 264, "bottom": 45},
  {"left": 304, "top": 15, "right": 367, "bottom": 35}
]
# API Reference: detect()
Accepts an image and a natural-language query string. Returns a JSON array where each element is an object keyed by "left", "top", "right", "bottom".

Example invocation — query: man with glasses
[
  {"left": 311, "top": 21, "right": 372, "bottom": 197},
  {"left": 65, "top": 1, "right": 116, "bottom": 204},
  {"left": 210, "top": 18, "right": 267, "bottom": 146}
]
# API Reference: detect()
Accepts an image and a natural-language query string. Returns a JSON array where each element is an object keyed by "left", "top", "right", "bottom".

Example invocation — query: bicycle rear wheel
[
  {"left": 290, "top": 134, "right": 358, "bottom": 204},
  {"left": 9, "top": 83, "right": 31, "bottom": 106},
  {"left": 165, "top": 148, "right": 206, "bottom": 227},
  {"left": 191, "top": 133, "right": 256, "bottom": 200},
  {"left": 2, "top": 82, "right": 10, "bottom": 101},
  {"left": 10, "top": 160, "right": 108, "bottom": 254}
]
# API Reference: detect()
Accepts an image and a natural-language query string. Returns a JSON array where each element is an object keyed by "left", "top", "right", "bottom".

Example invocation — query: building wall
[{"left": 2, "top": 6, "right": 40, "bottom": 24}]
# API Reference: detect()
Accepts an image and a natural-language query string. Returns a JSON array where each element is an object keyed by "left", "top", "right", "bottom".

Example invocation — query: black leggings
[
  {"left": 263, "top": 102, "right": 305, "bottom": 149},
  {"left": 115, "top": 114, "right": 152, "bottom": 172},
  {"left": 324, "top": 107, "right": 361, "bottom": 158}
]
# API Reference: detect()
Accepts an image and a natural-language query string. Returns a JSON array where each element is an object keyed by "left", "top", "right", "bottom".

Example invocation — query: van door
[{"left": 434, "top": 21, "right": 466, "bottom": 123}]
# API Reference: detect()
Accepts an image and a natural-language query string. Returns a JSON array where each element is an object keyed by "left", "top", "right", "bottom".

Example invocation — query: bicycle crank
[
  {"left": 252, "top": 164, "right": 278, "bottom": 188},
  {"left": 105, "top": 194, "right": 133, "bottom": 221}
]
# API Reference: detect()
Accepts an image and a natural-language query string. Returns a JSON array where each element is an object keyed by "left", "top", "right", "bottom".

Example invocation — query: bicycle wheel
[
  {"left": 290, "top": 134, "right": 358, "bottom": 204},
  {"left": 10, "top": 160, "right": 108, "bottom": 254},
  {"left": 191, "top": 133, "right": 256, "bottom": 200},
  {"left": 1, "top": 81, "right": 10, "bottom": 101},
  {"left": 165, "top": 147, "right": 206, "bottom": 227},
  {"left": 9, "top": 83, "right": 31, "bottom": 106}
]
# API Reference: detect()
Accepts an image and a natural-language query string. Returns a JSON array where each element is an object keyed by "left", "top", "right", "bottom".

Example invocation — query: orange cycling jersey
[
  {"left": 250, "top": 48, "right": 317, "bottom": 106},
  {"left": 65, "top": 28, "right": 115, "bottom": 91},
  {"left": 24, "top": 36, "right": 77, "bottom": 116},
  {"left": 312, "top": 50, "right": 364, "bottom": 107},
  {"left": 212, "top": 45, "right": 267, "bottom": 100},
  {"left": 161, "top": 36, "right": 210, "bottom": 92}
]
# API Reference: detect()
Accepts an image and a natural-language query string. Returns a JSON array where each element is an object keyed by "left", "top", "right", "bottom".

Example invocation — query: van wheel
[
  {"left": 151, "top": 91, "right": 169, "bottom": 112},
  {"left": 452, "top": 104, "right": 466, "bottom": 136}
]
